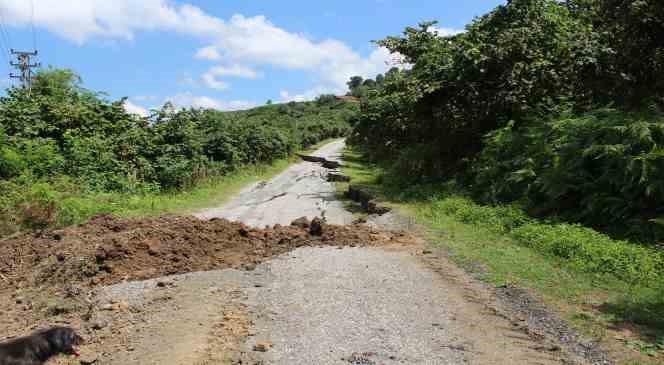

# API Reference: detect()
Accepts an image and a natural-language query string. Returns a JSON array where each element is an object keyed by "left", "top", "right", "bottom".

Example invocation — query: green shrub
[
  {"left": 0, "top": 146, "right": 25, "bottom": 179},
  {"left": 468, "top": 108, "right": 664, "bottom": 240},
  {"left": 429, "top": 196, "right": 533, "bottom": 233},
  {"left": 0, "top": 67, "right": 356, "bottom": 234},
  {"left": 512, "top": 223, "right": 664, "bottom": 285},
  {"left": 424, "top": 193, "right": 664, "bottom": 286}
]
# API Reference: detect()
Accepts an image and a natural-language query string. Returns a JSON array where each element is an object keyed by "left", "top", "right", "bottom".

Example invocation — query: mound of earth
[
  {"left": 0, "top": 214, "right": 408, "bottom": 290},
  {"left": 0, "top": 214, "right": 411, "bottom": 348}
]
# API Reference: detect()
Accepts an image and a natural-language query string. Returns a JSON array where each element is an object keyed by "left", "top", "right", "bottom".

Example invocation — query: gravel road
[
  {"left": 93, "top": 140, "right": 586, "bottom": 365},
  {"left": 195, "top": 139, "right": 353, "bottom": 227},
  {"left": 244, "top": 246, "right": 466, "bottom": 364}
]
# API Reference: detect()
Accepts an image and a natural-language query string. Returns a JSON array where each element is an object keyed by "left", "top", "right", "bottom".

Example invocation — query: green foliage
[
  {"left": 513, "top": 222, "right": 664, "bottom": 285},
  {"left": 0, "top": 68, "right": 355, "bottom": 234},
  {"left": 353, "top": 1, "right": 594, "bottom": 175},
  {"left": 349, "top": 0, "right": 664, "bottom": 241},
  {"left": 420, "top": 191, "right": 664, "bottom": 286},
  {"left": 582, "top": 0, "right": 664, "bottom": 105},
  {"left": 468, "top": 108, "right": 664, "bottom": 240},
  {"left": 430, "top": 197, "right": 534, "bottom": 233}
]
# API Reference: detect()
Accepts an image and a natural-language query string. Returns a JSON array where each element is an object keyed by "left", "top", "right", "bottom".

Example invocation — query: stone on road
[{"left": 196, "top": 139, "right": 353, "bottom": 227}]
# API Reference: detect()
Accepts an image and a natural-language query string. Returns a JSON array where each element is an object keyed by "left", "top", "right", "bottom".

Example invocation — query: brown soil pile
[{"left": 0, "top": 214, "right": 409, "bottom": 291}]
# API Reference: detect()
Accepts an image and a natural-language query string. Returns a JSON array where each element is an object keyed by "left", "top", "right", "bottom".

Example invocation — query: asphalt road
[
  {"left": 195, "top": 139, "right": 353, "bottom": 227},
  {"left": 97, "top": 140, "right": 574, "bottom": 365}
]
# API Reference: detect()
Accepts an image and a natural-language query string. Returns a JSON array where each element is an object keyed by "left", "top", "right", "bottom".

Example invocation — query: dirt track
[{"left": 0, "top": 140, "right": 607, "bottom": 365}]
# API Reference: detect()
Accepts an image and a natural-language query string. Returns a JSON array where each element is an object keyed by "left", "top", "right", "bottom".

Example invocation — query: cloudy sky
[{"left": 0, "top": 0, "right": 503, "bottom": 115}]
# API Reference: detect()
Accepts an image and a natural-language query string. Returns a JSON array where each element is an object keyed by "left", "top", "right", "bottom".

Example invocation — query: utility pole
[{"left": 10, "top": 49, "right": 40, "bottom": 90}]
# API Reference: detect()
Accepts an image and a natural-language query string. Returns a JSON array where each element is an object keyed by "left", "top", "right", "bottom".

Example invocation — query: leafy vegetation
[
  {"left": 348, "top": 0, "right": 664, "bottom": 241},
  {"left": 0, "top": 69, "right": 355, "bottom": 235}
]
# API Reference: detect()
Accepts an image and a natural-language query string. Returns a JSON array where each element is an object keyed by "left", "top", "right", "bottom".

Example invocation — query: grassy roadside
[
  {"left": 0, "top": 139, "right": 337, "bottom": 237},
  {"left": 68, "top": 139, "right": 338, "bottom": 219},
  {"left": 338, "top": 147, "right": 664, "bottom": 365}
]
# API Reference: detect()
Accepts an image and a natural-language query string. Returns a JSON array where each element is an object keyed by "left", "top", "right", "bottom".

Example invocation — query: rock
[
  {"left": 100, "top": 301, "right": 129, "bottom": 311},
  {"left": 254, "top": 341, "right": 273, "bottom": 352},
  {"left": 366, "top": 200, "right": 391, "bottom": 215},
  {"left": 309, "top": 218, "right": 324, "bottom": 236},
  {"left": 91, "top": 320, "right": 108, "bottom": 330},
  {"left": 100, "top": 304, "right": 114, "bottom": 311},
  {"left": 290, "top": 217, "right": 310, "bottom": 229},
  {"left": 347, "top": 186, "right": 373, "bottom": 205}
]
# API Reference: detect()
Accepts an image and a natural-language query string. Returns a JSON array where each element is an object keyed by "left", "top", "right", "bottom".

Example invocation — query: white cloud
[
  {"left": 123, "top": 100, "right": 149, "bottom": 117},
  {"left": 206, "top": 65, "right": 260, "bottom": 79},
  {"left": 279, "top": 86, "right": 336, "bottom": 103},
  {"left": 429, "top": 26, "right": 465, "bottom": 37},
  {"left": 4, "top": 1, "right": 407, "bottom": 95},
  {"left": 201, "top": 64, "right": 260, "bottom": 90},
  {"left": 195, "top": 46, "right": 222, "bottom": 61},
  {"left": 134, "top": 95, "right": 159, "bottom": 102},
  {"left": 201, "top": 73, "right": 230, "bottom": 90},
  {"left": 0, "top": 0, "right": 225, "bottom": 44},
  {"left": 166, "top": 92, "right": 257, "bottom": 111}
]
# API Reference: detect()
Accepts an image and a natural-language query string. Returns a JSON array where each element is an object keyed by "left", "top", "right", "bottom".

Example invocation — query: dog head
[{"left": 41, "top": 327, "right": 83, "bottom": 357}]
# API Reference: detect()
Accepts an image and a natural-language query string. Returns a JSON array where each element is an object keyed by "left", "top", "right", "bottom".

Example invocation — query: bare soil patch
[
  {"left": 0, "top": 214, "right": 408, "bottom": 290},
  {"left": 0, "top": 214, "right": 411, "bottom": 363}
]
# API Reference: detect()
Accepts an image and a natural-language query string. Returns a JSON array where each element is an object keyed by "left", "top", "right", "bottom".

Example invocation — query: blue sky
[{"left": 0, "top": 0, "right": 504, "bottom": 115}]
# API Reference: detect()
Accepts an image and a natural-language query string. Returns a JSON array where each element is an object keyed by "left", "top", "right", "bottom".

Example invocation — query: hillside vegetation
[
  {"left": 0, "top": 69, "right": 355, "bottom": 235},
  {"left": 345, "top": 0, "right": 664, "bottom": 356},
  {"left": 349, "top": 0, "right": 664, "bottom": 241}
]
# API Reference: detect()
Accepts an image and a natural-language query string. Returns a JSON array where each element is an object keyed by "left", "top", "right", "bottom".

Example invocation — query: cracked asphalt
[
  {"left": 195, "top": 139, "right": 353, "bottom": 227},
  {"left": 96, "top": 140, "right": 579, "bottom": 365}
]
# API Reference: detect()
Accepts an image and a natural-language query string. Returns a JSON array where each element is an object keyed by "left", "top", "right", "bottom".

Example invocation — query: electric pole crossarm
[{"left": 9, "top": 48, "right": 39, "bottom": 90}]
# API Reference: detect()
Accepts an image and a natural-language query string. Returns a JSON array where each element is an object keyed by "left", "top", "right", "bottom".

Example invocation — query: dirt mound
[{"left": 0, "top": 214, "right": 408, "bottom": 290}]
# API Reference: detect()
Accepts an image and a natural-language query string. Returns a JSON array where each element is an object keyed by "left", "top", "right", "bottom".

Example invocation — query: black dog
[{"left": 0, "top": 327, "right": 83, "bottom": 365}]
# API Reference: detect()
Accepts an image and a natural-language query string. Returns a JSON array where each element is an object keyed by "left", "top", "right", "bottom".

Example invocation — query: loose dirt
[
  {"left": 0, "top": 214, "right": 406, "bottom": 290},
  {"left": 0, "top": 214, "right": 410, "bottom": 364}
]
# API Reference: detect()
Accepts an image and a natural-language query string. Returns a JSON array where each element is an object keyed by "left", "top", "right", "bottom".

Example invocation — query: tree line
[
  {"left": 348, "top": 0, "right": 664, "bottom": 241},
  {"left": 0, "top": 69, "right": 355, "bottom": 233}
]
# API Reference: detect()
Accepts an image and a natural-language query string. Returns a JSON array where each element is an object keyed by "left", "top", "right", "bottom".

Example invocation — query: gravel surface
[
  {"left": 73, "top": 140, "right": 591, "bottom": 365},
  {"left": 196, "top": 139, "right": 353, "bottom": 227},
  {"left": 244, "top": 246, "right": 467, "bottom": 364}
]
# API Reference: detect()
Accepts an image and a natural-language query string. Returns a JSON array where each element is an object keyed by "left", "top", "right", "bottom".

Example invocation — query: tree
[{"left": 346, "top": 76, "right": 364, "bottom": 96}]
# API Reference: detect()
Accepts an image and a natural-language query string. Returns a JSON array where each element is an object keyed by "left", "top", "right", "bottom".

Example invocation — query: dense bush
[
  {"left": 0, "top": 69, "right": 355, "bottom": 234},
  {"left": 468, "top": 108, "right": 664, "bottom": 239},
  {"left": 349, "top": 0, "right": 664, "bottom": 241}
]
